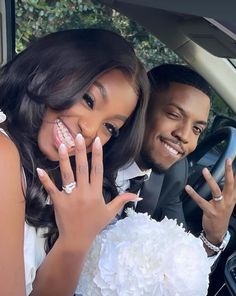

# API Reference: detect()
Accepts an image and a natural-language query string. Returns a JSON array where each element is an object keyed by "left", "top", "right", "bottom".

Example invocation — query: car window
[
  {"left": 15, "top": 0, "right": 236, "bottom": 140},
  {"left": 15, "top": 0, "right": 182, "bottom": 68}
]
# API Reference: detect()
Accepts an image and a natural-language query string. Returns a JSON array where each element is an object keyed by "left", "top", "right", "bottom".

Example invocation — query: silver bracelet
[{"left": 199, "top": 230, "right": 231, "bottom": 253}]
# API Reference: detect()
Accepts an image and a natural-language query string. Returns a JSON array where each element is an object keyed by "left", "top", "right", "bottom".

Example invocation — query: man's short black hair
[{"left": 148, "top": 63, "right": 212, "bottom": 100}]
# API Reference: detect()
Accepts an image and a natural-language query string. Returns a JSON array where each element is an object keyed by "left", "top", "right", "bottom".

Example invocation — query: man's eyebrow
[
  {"left": 93, "top": 81, "right": 107, "bottom": 101},
  {"left": 169, "top": 103, "right": 208, "bottom": 126},
  {"left": 93, "top": 81, "right": 128, "bottom": 123}
]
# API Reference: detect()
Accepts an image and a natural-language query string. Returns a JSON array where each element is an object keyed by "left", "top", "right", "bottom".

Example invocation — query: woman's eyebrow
[
  {"left": 114, "top": 114, "right": 128, "bottom": 123},
  {"left": 93, "top": 81, "right": 128, "bottom": 123},
  {"left": 93, "top": 81, "right": 107, "bottom": 101}
]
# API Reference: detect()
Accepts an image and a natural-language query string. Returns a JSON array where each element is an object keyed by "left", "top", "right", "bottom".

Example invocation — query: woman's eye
[
  {"left": 83, "top": 93, "right": 94, "bottom": 109},
  {"left": 104, "top": 123, "right": 119, "bottom": 138}
]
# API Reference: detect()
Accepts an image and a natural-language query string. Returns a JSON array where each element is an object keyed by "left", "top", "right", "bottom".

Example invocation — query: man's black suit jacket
[{"left": 138, "top": 158, "right": 189, "bottom": 228}]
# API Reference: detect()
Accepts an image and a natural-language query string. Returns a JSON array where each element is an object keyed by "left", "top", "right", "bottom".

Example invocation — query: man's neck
[{"left": 136, "top": 155, "right": 150, "bottom": 171}]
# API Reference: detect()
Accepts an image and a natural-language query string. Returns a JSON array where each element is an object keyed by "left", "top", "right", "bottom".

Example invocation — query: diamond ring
[{"left": 62, "top": 181, "right": 76, "bottom": 194}]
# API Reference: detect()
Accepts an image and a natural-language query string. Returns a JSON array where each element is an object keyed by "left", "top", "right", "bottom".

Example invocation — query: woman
[{"left": 0, "top": 28, "right": 149, "bottom": 295}]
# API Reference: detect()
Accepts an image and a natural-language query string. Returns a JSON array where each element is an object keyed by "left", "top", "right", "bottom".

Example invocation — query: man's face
[{"left": 140, "top": 82, "right": 210, "bottom": 172}]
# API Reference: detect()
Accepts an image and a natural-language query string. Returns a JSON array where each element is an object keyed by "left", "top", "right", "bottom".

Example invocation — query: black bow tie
[
  {"left": 128, "top": 175, "right": 147, "bottom": 194},
  {"left": 120, "top": 175, "right": 147, "bottom": 218}
]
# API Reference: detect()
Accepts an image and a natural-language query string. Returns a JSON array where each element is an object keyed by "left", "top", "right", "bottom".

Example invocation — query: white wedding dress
[{"left": 0, "top": 128, "right": 84, "bottom": 295}]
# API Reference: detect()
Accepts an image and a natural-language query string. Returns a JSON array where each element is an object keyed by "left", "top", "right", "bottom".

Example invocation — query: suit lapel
[{"left": 136, "top": 172, "right": 164, "bottom": 216}]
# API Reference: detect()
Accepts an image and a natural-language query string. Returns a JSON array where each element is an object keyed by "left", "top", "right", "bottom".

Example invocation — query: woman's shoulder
[
  {"left": 0, "top": 128, "right": 21, "bottom": 162},
  {"left": 0, "top": 127, "right": 23, "bottom": 200}
]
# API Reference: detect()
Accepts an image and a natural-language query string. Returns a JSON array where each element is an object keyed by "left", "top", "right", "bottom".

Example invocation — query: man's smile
[{"left": 159, "top": 136, "right": 185, "bottom": 157}]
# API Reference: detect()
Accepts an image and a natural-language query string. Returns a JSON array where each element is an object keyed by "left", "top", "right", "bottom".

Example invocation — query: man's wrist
[{"left": 199, "top": 230, "right": 231, "bottom": 253}]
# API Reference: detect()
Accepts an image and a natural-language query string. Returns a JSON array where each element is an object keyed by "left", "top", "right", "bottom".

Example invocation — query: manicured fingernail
[
  {"left": 133, "top": 197, "right": 143, "bottom": 202},
  {"left": 36, "top": 168, "right": 44, "bottom": 177},
  {"left": 76, "top": 133, "right": 84, "bottom": 145},
  {"left": 94, "top": 136, "right": 101, "bottom": 149},
  {"left": 59, "top": 143, "right": 67, "bottom": 154}
]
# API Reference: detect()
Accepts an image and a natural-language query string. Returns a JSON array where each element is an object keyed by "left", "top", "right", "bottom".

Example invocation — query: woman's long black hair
[{"left": 0, "top": 28, "right": 149, "bottom": 251}]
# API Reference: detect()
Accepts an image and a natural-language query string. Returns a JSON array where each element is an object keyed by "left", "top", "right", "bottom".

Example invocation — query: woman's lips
[
  {"left": 54, "top": 119, "right": 75, "bottom": 149},
  {"left": 53, "top": 119, "right": 97, "bottom": 153}
]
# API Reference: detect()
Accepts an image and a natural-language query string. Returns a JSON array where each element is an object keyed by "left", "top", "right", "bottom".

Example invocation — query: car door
[{"left": 0, "top": 0, "right": 15, "bottom": 66}]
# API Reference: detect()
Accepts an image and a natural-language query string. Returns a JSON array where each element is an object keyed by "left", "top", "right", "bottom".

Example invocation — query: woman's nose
[{"left": 80, "top": 119, "right": 100, "bottom": 141}]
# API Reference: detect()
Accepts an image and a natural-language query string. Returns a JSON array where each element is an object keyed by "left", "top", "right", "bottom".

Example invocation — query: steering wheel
[{"left": 182, "top": 126, "right": 236, "bottom": 233}]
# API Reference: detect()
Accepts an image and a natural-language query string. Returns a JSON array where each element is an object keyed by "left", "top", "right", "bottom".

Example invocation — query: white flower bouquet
[{"left": 76, "top": 209, "right": 211, "bottom": 296}]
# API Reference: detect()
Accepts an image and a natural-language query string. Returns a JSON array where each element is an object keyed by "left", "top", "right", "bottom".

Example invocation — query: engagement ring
[{"left": 62, "top": 181, "right": 76, "bottom": 194}]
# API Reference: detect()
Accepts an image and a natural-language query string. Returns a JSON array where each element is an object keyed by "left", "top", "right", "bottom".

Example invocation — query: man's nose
[{"left": 172, "top": 122, "right": 191, "bottom": 144}]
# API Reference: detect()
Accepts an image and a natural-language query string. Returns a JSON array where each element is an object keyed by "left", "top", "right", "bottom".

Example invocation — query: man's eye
[
  {"left": 104, "top": 123, "right": 119, "bottom": 137},
  {"left": 193, "top": 126, "right": 203, "bottom": 135},
  {"left": 167, "top": 112, "right": 179, "bottom": 119},
  {"left": 83, "top": 93, "right": 94, "bottom": 109}
]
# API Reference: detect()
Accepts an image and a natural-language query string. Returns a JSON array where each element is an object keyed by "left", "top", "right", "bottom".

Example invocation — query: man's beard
[{"left": 140, "top": 149, "right": 168, "bottom": 174}]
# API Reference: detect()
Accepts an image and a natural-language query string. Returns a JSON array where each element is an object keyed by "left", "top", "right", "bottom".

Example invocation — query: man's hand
[{"left": 185, "top": 159, "right": 236, "bottom": 253}]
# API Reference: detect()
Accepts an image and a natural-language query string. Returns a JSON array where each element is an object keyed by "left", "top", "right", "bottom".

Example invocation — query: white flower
[{"left": 76, "top": 210, "right": 211, "bottom": 296}]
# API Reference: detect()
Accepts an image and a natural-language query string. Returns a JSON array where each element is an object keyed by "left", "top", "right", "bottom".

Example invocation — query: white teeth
[
  {"left": 56, "top": 120, "right": 75, "bottom": 148},
  {"left": 164, "top": 143, "right": 178, "bottom": 155}
]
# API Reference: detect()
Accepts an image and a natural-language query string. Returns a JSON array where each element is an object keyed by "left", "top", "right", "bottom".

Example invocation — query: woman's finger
[
  {"left": 202, "top": 168, "right": 222, "bottom": 199},
  {"left": 36, "top": 168, "right": 59, "bottom": 203},
  {"left": 58, "top": 143, "right": 75, "bottom": 187},
  {"left": 90, "top": 137, "right": 103, "bottom": 192},
  {"left": 75, "top": 134, "right": 89, "bottom": 188},
  {"left": 106, "top": 193, "right": 142, "bottom": 218}
]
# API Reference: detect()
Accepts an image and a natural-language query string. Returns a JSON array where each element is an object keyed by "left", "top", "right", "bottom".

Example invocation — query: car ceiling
[
  {"left": 100, "top": 0, "right": 236, "bottom": 58},
  {"left": 101, "top": 0, "right": 236, "bottom": 22},
  {"left": 99, "top": 0, "right": 236, "bottom": 112}
]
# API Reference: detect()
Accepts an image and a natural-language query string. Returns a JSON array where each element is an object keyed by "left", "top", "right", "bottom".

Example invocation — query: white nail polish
[
  {"left": 36, "top": 168, "right": 44, "bottom": 177},
  {"left": 134, "top": 197, "right": 143, "bottom": 202},
  {"left": 59, "top": 143, "right": 67, "bottom": 154},
  {"left": 94, "top": 137, "right": 101, "bottom": 149},
  {"left": 76, "top": 133, "right": 84, "bottom": 145}
]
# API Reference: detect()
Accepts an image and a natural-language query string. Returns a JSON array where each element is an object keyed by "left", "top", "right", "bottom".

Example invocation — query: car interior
[
  {"left": 98, "top": 2, "right": 236, "bottom": 295},
  {"left": 1, "top": 0, "right": 236, "bottom": 295}
]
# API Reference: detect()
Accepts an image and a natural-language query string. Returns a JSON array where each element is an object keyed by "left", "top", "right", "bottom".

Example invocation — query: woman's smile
[{"left": 54, "top": 119, "right": 75, "bottom": 149}]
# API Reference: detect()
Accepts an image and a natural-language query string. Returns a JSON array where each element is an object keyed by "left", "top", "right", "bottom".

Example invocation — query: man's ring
[
  {"left": 62, "top": 181, "right": 76, "bottom": 194},
  {"left": 213, "top": 195, "right": 224, "bottom": 201}
]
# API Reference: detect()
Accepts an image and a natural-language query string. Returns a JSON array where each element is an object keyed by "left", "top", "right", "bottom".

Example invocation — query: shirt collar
[{"left": 117, "top": 161, "right": 151, "bottom": 182}]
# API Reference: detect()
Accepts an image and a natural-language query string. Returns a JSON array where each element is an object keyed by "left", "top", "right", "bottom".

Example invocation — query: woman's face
[{"left": 38, "top": 69, "right": 138, "bottom": 161}]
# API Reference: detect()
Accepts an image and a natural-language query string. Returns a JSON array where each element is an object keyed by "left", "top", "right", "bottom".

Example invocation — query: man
[
  {"left": 116, "top": 64, "right": 236, "bottom": 259},
  {"left": 138, "top": 64, "right": 210, "bottom": 226}
]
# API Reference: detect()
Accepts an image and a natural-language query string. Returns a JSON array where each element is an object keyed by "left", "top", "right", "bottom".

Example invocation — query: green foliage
[
  {"left": 15, "top": 0, "right": 234, "bottom": 124},
  {"left": 15, "top": 0, "right": 181, "bottom": 69}
]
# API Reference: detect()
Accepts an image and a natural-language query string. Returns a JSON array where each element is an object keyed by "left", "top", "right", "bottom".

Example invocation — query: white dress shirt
[{"left": 116, "top": 161, "right": 151, "bottom": 194}]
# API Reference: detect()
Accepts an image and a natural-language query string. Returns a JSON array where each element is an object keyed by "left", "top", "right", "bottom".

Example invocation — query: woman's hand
[
  {"left": 185, "top": 159, "right": 236, "bottom": 245},
  {"left": 37, "top": 134, "right": 139, "bottom": 252}
]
